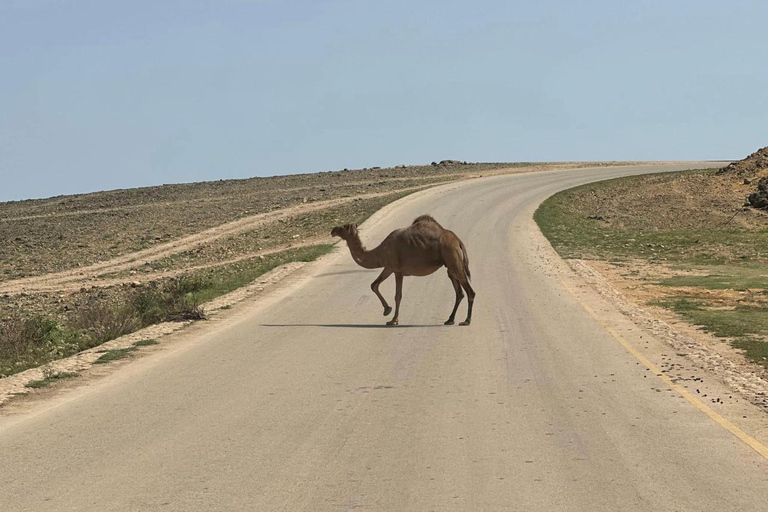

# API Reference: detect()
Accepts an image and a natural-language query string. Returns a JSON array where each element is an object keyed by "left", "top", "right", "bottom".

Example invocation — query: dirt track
[{"left": 0, "top": 187, "right": 430, "bottom": 294}]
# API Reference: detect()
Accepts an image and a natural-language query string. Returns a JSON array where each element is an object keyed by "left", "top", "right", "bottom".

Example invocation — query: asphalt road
[{"left": 3, "top": 163, "right": 768, "bottom": 511}]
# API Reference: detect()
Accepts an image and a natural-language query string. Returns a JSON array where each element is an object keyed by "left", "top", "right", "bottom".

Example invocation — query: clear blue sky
[{"left": 1, "top": 1, "right": 767, "bottom": 201}]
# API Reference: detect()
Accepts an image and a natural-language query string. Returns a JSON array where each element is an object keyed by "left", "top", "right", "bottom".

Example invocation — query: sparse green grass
[
  {"left": 651, "top": 297, "right": 709, "bottom": 313},
  {"left": 657, "top": 265, "right": 768, "bottom": 291},
  {"left": 133, "top": 339, "right": 158, "bottom": 347},
  {"left": 534, "top": 169, "right": 768, "bottom": 265},
  {"left": 651, "top": 298, "right": 768, "bottom": 369},
  {"left": 94, "top": 347, "right": 137, "bottom": 364},
  {"left": 184, "top": 244, "right": 333, "bottom": 305},
  {"left": 535, "top": 168, "right": 768, "bottom": 368},
  {"left": 25, "top": 371, "right": 79, "bottom": 389},
  {"left": 536, "top": 199, "right": 768, "bottom": 265},
  {"left": 651, "top": 298, "right": 768, "bottom": 339},
  {"left": 733, "top": 338, "right": 768, "bottom": 368},
  {"left": 0, "top": 317, "right": 87, "bottom": 377}
]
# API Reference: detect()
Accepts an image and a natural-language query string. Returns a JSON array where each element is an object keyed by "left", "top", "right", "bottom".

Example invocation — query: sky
[{"left": 1, "top": 0, "right": 767, "bottom": 202}]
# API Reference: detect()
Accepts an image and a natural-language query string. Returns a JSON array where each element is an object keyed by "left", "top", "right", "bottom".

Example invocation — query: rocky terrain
[{"left": 717, "top": 145, "right": 768, "bottom": 209}]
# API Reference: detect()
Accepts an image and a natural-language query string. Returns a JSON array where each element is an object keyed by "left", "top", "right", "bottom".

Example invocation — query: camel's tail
[{"left": 460, "top": 241, "right": 471, "bottom": 281}]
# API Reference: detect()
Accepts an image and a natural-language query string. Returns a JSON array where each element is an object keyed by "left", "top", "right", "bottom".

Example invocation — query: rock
[{"left": 748, "top": 191, "right": 768, "bottom": 209}]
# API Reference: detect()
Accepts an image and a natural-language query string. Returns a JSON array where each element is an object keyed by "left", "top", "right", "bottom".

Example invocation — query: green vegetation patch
[
  {"left": 94, "top": 347, "right": 137, "bottom": 364},
  {"left": 0, "top": 317, "right": 87, "bottom": 377},
  {"left": 25, "top": 371, "right": 79, "bottom": 389},
  {"left": 132, "top": 339, "right": 158, "bottom": 347},
  {"left": 651, "top": 298, "right": 768, "bottom": 339},
  {"left": 657, "top": 265, "right": 768, "bottom": 291},
  {"left": 535, "top": 168, "right": 768, "bottom": 369},
  {"left": 534, "top": 169, "right": 768, "bottom": 265},
  {"left": 652, "top": 298, "right": 768, "bottom": 369},
  {"left": 732, "top": 338, "right": 768, "bottom": 368},
  {"left": 1, "top": 244, "right": 332, "bottom": 377},
  {"left": 182, "top": 244, "right": 333, "bottom": 304}
]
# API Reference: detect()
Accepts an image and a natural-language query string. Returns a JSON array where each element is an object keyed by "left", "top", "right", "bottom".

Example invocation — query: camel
[{"left": 331, "top": 215, "right": 475, "bottom": 326}]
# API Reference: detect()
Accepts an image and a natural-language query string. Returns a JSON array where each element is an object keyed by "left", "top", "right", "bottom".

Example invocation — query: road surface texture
[{"left": 3, "top": 163, "right": 768, "bottom": 511}]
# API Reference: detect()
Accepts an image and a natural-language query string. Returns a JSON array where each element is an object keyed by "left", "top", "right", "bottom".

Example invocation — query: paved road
[{"left": 3, "top": 163, "right": 768, "bottom": 511}]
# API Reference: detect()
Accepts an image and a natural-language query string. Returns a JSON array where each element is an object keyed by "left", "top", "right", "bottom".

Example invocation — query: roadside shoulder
[{"left": 527, "top": 215, "right": 768, "bottom": 452}]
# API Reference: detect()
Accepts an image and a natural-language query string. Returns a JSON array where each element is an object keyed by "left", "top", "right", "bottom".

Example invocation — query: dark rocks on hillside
[
  {"left": 748, "top": 178, "right": 768, "bottom": 209},
  {"left": 717, "top": 145, "right": 768, "bottom": 177},
  {"left": 717, "top": 144, "right": 768, "bottom": 211}
]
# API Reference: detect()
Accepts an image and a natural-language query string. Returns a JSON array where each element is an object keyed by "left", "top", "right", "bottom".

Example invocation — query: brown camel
[{"left": 331, "top": 215, "right": 475, "bottom": 326}]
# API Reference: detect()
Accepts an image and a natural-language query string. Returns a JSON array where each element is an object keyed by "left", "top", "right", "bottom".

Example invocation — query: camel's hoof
[
  {"left": 386, "top": 319, "right": 399, "bottom": 326},
  {"left": 444, "top": 320, "right": 455, "bottom": 325},
  {"left": 459, "top": 321, "right": 471, "bottom": 326},
  {"left": 383, "top": 306, "right": 392, "bottom": 316}
]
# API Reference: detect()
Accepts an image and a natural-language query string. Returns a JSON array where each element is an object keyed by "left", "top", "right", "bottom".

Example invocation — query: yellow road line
[{"left": 562, "top": 281, "right": 768, "bottom": 461}]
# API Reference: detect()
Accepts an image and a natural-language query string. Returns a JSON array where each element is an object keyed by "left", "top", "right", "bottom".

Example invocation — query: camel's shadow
[
  {"left": 260, "top": 323, "right": 442, "bottom": 329},
  {"left": 314, "top": 269, "right": 373, "bottom": 278}
]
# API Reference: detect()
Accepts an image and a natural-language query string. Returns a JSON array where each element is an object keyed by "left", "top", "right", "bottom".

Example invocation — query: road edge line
[{"left": 561, "top": 280, "right": 768, "bottom": 460}]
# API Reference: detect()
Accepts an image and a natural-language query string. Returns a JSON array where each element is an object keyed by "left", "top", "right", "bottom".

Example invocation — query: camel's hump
[{"left": 412, "top": 214, "right": 442, "bottom": 227}]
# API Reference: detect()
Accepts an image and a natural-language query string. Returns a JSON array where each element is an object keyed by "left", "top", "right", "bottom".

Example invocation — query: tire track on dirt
[{"left": 0, "top": 186, "right": 434, "bottom": 295}]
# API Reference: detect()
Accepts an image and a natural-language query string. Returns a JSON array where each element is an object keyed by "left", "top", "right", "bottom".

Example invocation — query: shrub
[
  {"left": 73, "top": 301, "right": 141, "bottom": 345},
  {"left": 132, "top": 277, "right": 206, "bottom": 326},
  {"left": 0, "top": 316, "right": 83, "bottom": 376}
]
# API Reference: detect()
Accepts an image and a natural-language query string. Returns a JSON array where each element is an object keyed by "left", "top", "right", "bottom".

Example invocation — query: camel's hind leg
[
  {"left": 371, "top": 268, "right": 393, "bottom": 316},
  {"left": 387, "top": 272, "right": 403, "bottom": 326},
  {"left": 459, "top": 279, "right": 475, "bottom": 326},
  {"left": 441, "top": 235, "right": 475, "bottom": 326},
  {"left": 444, "top": 276, "right": 464, "bottom": 325}
]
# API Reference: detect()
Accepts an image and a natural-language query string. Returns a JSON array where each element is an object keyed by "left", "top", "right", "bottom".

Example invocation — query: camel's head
[{"left": 330, "top": 223, "right": 358, "bottom": 240}]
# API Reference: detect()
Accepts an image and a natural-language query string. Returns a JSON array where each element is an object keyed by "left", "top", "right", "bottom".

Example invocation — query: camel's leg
[
  {"left": 444, "top": 276, "right": 464, "bottom": 325},
  {"left": 371, "top": 268, "right": 393, "bottom": 316},
  {"left": 459, "top": 279, "right": 475, "bottom": 326},
  {"left": 387, "top": 272, "right": 403, "bottom": 326}
]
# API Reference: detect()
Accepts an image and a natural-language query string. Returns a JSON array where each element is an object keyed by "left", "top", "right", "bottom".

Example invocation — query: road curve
[{"left": 3, "top": 163, "right": 768, "bottom": 511}]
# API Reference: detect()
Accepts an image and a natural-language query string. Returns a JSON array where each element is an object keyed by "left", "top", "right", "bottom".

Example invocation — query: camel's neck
[{"left": 345, "top": 235, "right": 384, "bottom": 269}]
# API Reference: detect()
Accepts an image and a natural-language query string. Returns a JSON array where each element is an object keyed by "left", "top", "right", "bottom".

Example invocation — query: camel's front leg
[
  {"left": 387, "top": 273, "right": 403, "bottom": 326},
  {"left": 371, "top": 268, "right": 393, "bottom": 316}
]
